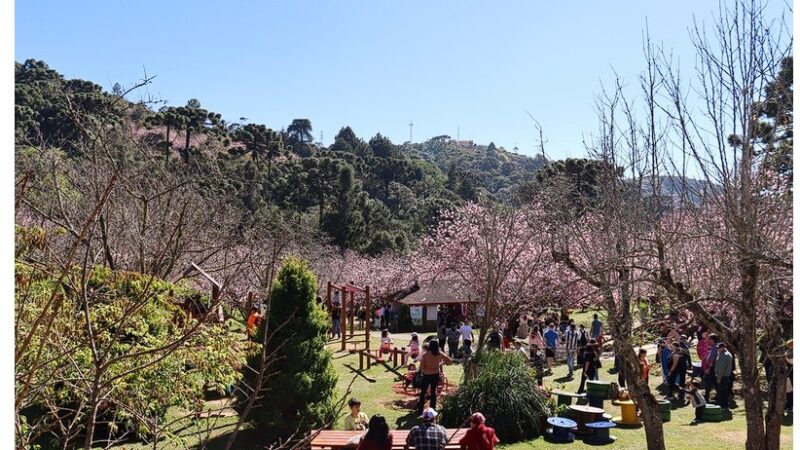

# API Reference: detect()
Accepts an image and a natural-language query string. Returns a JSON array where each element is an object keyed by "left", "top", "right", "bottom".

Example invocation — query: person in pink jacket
[{"left": 697, "top": 331, "right": 712, "bottom": 373}]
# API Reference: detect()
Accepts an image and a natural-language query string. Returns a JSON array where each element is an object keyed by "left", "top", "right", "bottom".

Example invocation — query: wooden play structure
[{"left": 327, "top": 281, "right": 371, "bottom": 352}]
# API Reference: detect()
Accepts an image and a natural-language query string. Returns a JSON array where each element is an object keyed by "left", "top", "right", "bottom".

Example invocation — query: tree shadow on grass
[
  {"left": 395, "top": 410, "right": 423, "bottom": 430},
  {"left": 197, "top": 427, "right": 268, "bottom": 450},
  {"left": 343, "top": 363, "right": 376, "bottom": 383}
]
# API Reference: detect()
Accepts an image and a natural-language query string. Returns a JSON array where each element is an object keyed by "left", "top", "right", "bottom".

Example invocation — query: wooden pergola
[{"left": 326, "top": 281, "right": 371, "bottom": 351}]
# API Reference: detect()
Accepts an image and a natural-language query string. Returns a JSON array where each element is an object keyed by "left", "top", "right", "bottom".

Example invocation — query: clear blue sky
[{"left": 13, "top": 1, "right": 787, "bottom": 159}]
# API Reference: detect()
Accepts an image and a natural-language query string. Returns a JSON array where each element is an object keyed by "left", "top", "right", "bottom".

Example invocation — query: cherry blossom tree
[
  {"left": 415, "top": 202, "right": 550, "bottom": 351},
  {"left": 651, "top": 2, "right": 793, "bottom": 448}
]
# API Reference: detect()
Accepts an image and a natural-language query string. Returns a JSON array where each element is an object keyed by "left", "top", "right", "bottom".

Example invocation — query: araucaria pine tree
[{"left": 242, "top": 257, "right": 337, "bottom": 441}]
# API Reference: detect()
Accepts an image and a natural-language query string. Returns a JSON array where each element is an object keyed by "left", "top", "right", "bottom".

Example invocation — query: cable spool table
[
  {"left": 587, "top": 393, "right": 606, "bottom": 409},
  {"left": 586, "top": 380, "right": 611, "bottom": 399},
  {"left": 551, "top": 389, "right": 585, "bottom": 406},
  {"left": 568, "top": 404, "right": 605, "bottom": 435},
  {"left": 658, "top": 399, "right": 672, "bottom": 422},
  {"left": 544, "top": 417, "right": 577, "bottom": 443},
  {"left": 585, "top": 421, "right": 617, "bottom": 445},
  {"left": 701, "top": 404, "right": 724, "bottom": 422},
  {"left": 611, "top": 400, "right": 643, "bottom": 427}
]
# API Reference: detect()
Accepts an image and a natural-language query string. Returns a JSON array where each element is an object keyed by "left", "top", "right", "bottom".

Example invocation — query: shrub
[
  {"left": 238, "top": 257, "right": 338, "bottom": 442},
  {"left": 438, "top": 351, "right": 550, "bottom": 443},
  {"left": 15, "top": 263, "right": 244, "bottom": 446}
]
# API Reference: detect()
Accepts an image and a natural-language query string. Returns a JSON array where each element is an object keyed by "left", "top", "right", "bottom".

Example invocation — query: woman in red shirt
[
  {"left": 356, "top": 415, "right": 392, "bottom": 450},
  {"left": 459, "top": 412, "right": 499, "bottom": 450}
]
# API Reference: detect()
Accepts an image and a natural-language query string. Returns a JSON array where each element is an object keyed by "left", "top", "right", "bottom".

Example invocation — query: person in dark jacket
[{"left": 577, "top": 340, "right": 600, "bottom": 394}]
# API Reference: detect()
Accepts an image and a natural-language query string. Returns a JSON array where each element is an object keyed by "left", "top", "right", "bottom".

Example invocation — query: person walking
[
  {"left": 517, "top": 315, "right": 530, "bottom": 339},
  {"left": 446, "top": 324, "right": 461, "bottom": 359},
  {"left": 715, "top": 342, "right": 733, "bottom": 409},
  {"left": 564, "top": 323, "right": 579, "bottom": 378},
  {"left": 590, "top": 313, "right": 603, "bottom": 344},
  {"left": 331, "top": 305, "right": 342, "bottom": 339},
  {"left": 668, "top": 343, "right": 687, "bottom": 401},
  {"left": 417, "top": 340, "right": 452, "bottom": 415},
  {"left": 703, "top": 335, "right": 720, "bottom": 402},
  {"left": 658, "top": 339, "right": 672, "bottom": 386},
  {"left": 544, "top": 323, "right": 559, "bottom": 374},
  {"left": 459, "top": 321, "right": 475, "bottom": 358},
  {"left": 577, "top": 339, "right": 600, "bottom": 394},
  {"left": 407, "top": 408, "right": 448, "bottom": 450}
]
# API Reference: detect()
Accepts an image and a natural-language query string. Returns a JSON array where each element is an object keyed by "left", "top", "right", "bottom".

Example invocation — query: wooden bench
[{"left": 309, "top": 429, "right": 467, "bottom": 450}]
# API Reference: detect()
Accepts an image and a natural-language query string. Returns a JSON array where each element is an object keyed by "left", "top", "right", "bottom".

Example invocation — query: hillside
[{"left": 401, "top": 138, "right": 547, "bottom": 201}]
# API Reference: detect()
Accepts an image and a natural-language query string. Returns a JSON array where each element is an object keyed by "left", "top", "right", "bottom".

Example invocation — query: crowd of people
[{"left": 335, "top": 306, "right": 792, "bottom": 439}]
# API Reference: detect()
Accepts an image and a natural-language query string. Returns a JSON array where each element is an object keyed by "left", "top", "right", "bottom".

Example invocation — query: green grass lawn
[
  {"left": 329, "top": 331, "right": 793, "bottom": 450},
  {"left": 111, "top": 324, "right": 792, "bottom": 449}
]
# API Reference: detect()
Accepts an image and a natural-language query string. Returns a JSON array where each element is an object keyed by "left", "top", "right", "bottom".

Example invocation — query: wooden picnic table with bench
[{"left": 310, "top": 429, "right": 468, "bottom": 450}]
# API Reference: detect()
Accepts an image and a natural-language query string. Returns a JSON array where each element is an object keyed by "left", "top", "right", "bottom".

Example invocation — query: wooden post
[
  {"left": 245, "top": 291, "right": 254, "bottom": 313},
  {"left": 340, "top": 286, "right": 347, "bottom": 351},
  {"left": 326, "top": 281, "right": 332, "bottom": 313},
  {"left": 212, "top": 285, "right": 223, "bottom": 323},
  {"left": 365, "top": 286, "right": 371, "bottom": 351},
  {"left": 349, "top": 291, "right": 355, "bottom": 337}
]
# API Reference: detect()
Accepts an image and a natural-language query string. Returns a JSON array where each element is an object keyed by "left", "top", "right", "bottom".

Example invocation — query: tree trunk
[
  {"left": 739, "top": 322, "right": 766, "bottom": 450},
  {"left": 620, "top": 344, "right": 665, "bottom": 450},
  {"left": 739, "top": 261, "right": 767, "bottom": 450},
  {"left": 185, "top": 128, "right": 191, "bottom": 153},
  {"left": 764, "top": 358, "right": 787, "bottom": 450},
  {"left": 98, "top": 213, "right": 115, "bottom": 270},
  {"left": 83, "top": 381, "right": 101, "bottom": 450}
]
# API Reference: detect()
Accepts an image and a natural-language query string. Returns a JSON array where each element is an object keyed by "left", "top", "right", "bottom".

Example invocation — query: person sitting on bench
[
  {"left": 380, "top": 329, "right": 394, "bottom": 354},
  {"left": 404, "top": 363, "right": 418, "bottom": 389},
  {"left": 409, "top": 332, "right": 421, "bottom": 359}
]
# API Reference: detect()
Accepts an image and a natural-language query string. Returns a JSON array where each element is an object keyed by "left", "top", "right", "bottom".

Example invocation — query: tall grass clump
[{"left": 438, "top": 351, "right": 550, "bottom": 443}]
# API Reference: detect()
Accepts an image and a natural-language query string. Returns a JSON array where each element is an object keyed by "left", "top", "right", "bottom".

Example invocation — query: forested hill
[
  {"left": 400, "top": 138, "right": 548, "bottom": 202},
  {"left": 14, "top": 59, "right": 549, "bottom": 255}
]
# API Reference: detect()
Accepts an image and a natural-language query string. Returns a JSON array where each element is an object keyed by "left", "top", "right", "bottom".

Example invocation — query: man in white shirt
[{"left": 458, "top": 322, "right": 474, "bottom": 345}]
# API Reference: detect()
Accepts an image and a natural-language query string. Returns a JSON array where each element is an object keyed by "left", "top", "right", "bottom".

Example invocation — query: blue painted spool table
[{"left": 545, "top": 417, "right": 576, "bottom": 443}]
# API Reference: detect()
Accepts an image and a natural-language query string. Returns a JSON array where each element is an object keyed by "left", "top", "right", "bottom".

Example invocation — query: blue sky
[{"left": 14, "top": 1, "right": 788, "bottom": 159}]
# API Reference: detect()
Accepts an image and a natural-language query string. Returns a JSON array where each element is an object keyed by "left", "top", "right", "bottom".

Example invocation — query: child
[
  {"left": 513, "top": 341, "right": 529, "bottom": 360},
  {"left": 682, "top": 381, "right": 707, "bottom": 422},
  {"left": 639, "top": 348, "right": 653, "bottom": 380},
  {"left": 403, "top": 363, "right": 417, "bottom": 389},
  {"left": 408, "top": 332, "right": 420, "bottom": 359},
  {"left": 344, "top": 398, "right": 368, "bottom": 430},
  {"left": 380, "top": 329, "right": 393, "bottom": 354},
  {"left": 530, "top": 350, "right": 546, "bottom": 387},
  {"left": 246, "top": 307, "right": 262, "bottom": 338}
]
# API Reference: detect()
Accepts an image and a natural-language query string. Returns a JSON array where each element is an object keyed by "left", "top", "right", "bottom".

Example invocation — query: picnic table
[
  {"left": 545, "top": 417, "right": 576, "bottom": 443},
  {"left": 310, "top": 429, "right": 468, "bottom": 450},
  {"left": 585, "top": 421, "right": 616, "bottom": 445},
  {"left": 551, "top": 389, "right": 585, "bottom": 406},
  {"left": 568, "top": 404, "right": 605, "bottom": 435},
  {"left": 611, "top": 400, "right": 642, "bottom": 426}
]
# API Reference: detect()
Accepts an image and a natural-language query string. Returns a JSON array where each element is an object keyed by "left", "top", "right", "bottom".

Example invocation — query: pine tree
[{"left": 240, "top": 257, "right": 337, "bottom": 441}]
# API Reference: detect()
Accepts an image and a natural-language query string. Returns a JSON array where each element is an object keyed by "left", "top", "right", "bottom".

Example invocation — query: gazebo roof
[{"left": 394, "top": 280, "right": 477, "bottom": 306}]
